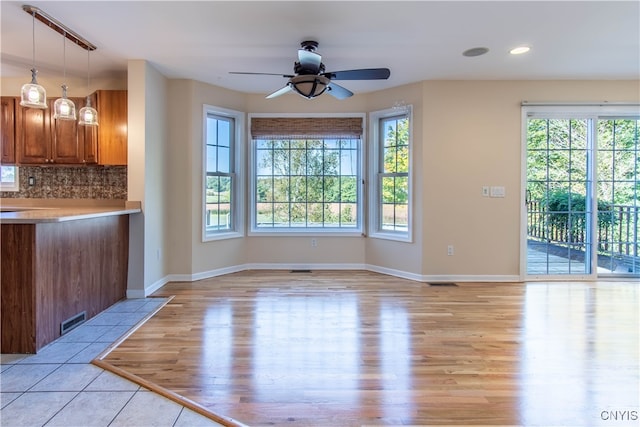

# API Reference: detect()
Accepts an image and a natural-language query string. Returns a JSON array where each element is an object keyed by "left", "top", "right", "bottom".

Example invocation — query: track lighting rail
[{"left": 22, "top": 4, "right": 96, "bottom": 51}]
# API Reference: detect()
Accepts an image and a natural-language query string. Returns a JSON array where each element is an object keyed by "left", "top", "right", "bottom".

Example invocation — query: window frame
[
  {"left": 202, "top": 104, "right": 245, "bottom": 242},
  {"left": 369, "top": 106, "right": 413, "bottom": 242},
  {"left": 0, "top": 165, "right": 19, "bottom": 192},
  {"left": 248, "top": 113, "right": 365, "bottom": 236}
]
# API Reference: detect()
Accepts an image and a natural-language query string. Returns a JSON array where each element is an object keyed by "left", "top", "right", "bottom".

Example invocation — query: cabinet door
[
  {"left": 50, "top": 97, "right": 84, "bottom": 164},
  {"left": 96, "top": 90, "right": 127, "bottom": 165},
  {"left": 80, "top": 94, "right": 98, "bottom": 164},
  {"left": 16, "top": 103, "right": 51, "bottom": 165},
  {"left": 0, "top": 97, "right": 16, "bottom": 164}
]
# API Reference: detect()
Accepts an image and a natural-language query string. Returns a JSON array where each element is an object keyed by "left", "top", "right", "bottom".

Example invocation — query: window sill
[{"left": 203, "top": 230, "right": 244, "bottom": 242}]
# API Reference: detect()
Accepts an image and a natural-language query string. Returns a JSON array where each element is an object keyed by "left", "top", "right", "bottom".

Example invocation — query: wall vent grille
[{"left": 61, "top": 311, "right": 87, "bottom": 335}]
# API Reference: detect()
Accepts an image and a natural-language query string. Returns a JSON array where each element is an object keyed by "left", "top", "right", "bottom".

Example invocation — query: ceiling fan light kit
[
  {"left": 289, "top": 74, "right": 330, "bottom": 99},
  {"left": 231, "top": 40, "right": 390, "bottom": 100}
]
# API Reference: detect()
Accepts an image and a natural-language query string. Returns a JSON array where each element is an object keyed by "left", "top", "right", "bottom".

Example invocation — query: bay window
[{"left": 250, "top": 115, "right": 364, "bottom": 234}]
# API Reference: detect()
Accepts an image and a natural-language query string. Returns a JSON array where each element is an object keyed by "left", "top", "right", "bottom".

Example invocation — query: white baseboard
[
  {"left": 421, "top": 274, "right": 521, "bottom": 283},
  {"left": 132, "top": 265, "right": 521, "bottom": 296},
  {"left": 245, "top": 262, "right": 366, "bottom": 271}
]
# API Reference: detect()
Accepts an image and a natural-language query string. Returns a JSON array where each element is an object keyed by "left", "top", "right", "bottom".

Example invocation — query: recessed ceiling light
[
  {"left": 510, "top": 46, "right": 531, "bottom": 55},
  {"left": 462, "top": 47, "right": 489, "bottom": 57}
]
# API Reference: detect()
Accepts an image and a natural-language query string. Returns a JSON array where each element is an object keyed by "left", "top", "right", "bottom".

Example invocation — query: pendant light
[
  {"left": 78, "top": 49, "right": 98, "bottom": 126},
  {"left": 53, "top": 31, "right": 76, "bottom": 120},
  {"left": 20, "top": 10, "right": 47, "bottom": 109}
]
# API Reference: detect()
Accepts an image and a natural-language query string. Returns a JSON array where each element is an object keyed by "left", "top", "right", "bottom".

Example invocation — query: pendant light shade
[
  {"left": 53, "top": 32, "right": 76, "bottom": 121},
  {"left": 20, "top": 10, "right": 47, "bottom": 109},
  {"left": 78, "top": 98, "right": 98, "bottom": 126},
  {"left": 53, "top": 84, "right": 76, "bottom": 120},
  {"left": 79, "top": 49, "right": 98, "bottom": 126}
]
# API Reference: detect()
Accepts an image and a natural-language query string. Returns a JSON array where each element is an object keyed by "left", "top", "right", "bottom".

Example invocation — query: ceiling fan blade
[
  {"left": 327, "top": 82, "right": 353, "bottom": 100},
  {"left": 266, "top": 85, "right": 293, "bottom": 99},
  {"left": 229, "top": 71, "right": 294, "bottom": 78},
  {"left": 324, "top": 68, "right": 390, "bottom": 80},
  {"left": 298, "top": 49, "right": 322, "bottom": 73}
]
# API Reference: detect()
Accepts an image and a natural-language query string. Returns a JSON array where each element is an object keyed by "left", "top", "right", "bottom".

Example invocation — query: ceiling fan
[{"left": 230, "top": 40, "right": 391, "bottom": 100}]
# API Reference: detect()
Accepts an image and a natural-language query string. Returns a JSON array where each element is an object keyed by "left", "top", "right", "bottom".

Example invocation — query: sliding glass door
[
  {"left": 524, "top": 107, "right": 639, "bottom": 279},
  {"left": 596, "top": 118, "right": 639, "bottom": 275}
]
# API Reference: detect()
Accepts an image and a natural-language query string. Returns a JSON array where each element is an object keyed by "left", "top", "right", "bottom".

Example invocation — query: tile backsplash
[{"left": 0, "top": 166, "right": 127, "bottom": 199}]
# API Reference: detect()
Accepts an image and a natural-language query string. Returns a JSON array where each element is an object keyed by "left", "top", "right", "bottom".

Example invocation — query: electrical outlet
[
  {"left": 311, "top": 238, "right": 318, "bottom": 247},
  {"left": 28, "top": 176, "right": 36, "bottom": 186},
  {"left": 447, "top": 245, "right": 454, "bottom": 256},
  {"left": 482, "top": 186, "right": 490, "bottom": 197}
]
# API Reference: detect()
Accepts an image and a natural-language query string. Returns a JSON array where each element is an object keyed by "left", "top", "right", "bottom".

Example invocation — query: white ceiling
[{"left": 2, "top": 1, "right": 639, "bottom": 98}]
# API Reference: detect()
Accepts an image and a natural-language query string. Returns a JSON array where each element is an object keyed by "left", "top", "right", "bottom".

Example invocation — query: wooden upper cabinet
[
  {"left": 1, "top": 97, "right": 16, "bottom": 164},
  {"left": 16, "top": 101, "right": 51, "bottom": 165},
  {"left": 49, "top": 97, "right": 88, "bottom": 164},
  {"left": 12, "top": 90, "right": 127, "bottom": 166},
  {"left": 95, "top": 90, "right": 127, "bottom": 165}
]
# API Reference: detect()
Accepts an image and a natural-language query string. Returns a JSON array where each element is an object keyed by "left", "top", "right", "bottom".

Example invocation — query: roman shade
[{"left": 251, "top": 117, "right": 363, "bottom": 139}]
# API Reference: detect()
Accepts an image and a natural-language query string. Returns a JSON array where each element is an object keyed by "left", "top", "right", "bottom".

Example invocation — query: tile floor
[{"left": 0, "top": 298, "right": 224, "bottom": 427}]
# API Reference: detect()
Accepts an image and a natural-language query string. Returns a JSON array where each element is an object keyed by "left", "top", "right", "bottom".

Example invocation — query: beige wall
[
  {"left": 188, "top": 80, "right": 249, "bottom": 275},
  {"left": 365, "top": 83, "right": 424, "bottom": 278},
  {"left": 420, "top": 80, "right": 639, "bottom": 279},
  {"left": 126, "top": 60, "right": 169, "bottom": 296},
  {"left": 4, "top": 68, "right": 638, "bottom": 292}
]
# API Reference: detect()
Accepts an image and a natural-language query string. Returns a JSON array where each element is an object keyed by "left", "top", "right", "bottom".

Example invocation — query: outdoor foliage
[
  {"left": 256, "top": 139, "right": 358, "bottom": 227},
  {"left": 545, "top": 189, "right": 615, "bottom": 229},
  {"left": 382, "top": 117, "right": 409, "bottom": 205},
  {"left": 527, "top": 118, "right": 638, "bottom": 206}
]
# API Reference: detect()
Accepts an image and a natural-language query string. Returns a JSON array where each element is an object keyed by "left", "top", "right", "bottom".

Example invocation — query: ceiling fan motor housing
[
  {"left": 300, "top": 40, "right": 319, "bottom": 51},
  {"left": 295, "top": 61, "right": 325, "bottom": 75}
]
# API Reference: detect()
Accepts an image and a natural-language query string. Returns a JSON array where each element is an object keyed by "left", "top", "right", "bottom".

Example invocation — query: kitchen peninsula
[{"left": 1, "top": 199, "right": 141, "bottom": 353}]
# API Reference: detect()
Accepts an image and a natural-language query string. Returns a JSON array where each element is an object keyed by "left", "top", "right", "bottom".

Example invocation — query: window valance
[{"left": 251, "top": 117, "right": 363, "bottom": 139}]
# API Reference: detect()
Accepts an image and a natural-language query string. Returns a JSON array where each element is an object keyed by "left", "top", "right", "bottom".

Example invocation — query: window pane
[
  {"left": 1, "top": 166, "right": 16, "bottom": 184},
  {"left": 204, "top": 109, "right": 239, "bottom": 238},
  {"left": 254, "top": 137, "right": 361, "bottom": 230},
  {"left": 257, "top": 177, "right": 273, "bottom": 202},
  {"left": 341, "top": 177, "right": 357, "bottom": 203},
  {"left": 324, "top": 177, "right": 340, "bottom": 203},
  {"left": 218, "top": 147, "right": 230, "bottom": 173},
  {"left": 377, "top": 113, "right": 410, "bottom": 236},
  {"left": 340, "top": 203, "right": 358, "bottom": 227},
  {"left": 274, "top": 203, "right": 290, "bottom": 225},
  {"left": 205, "top": 175, "right": 232, "bottom": 231}
]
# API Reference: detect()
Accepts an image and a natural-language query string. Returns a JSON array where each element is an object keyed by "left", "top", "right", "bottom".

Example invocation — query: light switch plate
[{"left": 490, "top": 186, "right": 505, "bottom": 198}]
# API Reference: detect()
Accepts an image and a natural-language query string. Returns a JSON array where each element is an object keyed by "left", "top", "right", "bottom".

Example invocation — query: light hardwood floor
[{"left": 94, "top": 271, "right": 639, "bottom": 426}]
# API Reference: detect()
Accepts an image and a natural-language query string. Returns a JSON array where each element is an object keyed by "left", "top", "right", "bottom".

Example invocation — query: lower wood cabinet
[{"left": 0, "top": 216, "right": 129, "bottom": 353}]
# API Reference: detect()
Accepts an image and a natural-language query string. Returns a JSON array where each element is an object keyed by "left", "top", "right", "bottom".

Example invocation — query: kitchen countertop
[{"left": 0, "top": 199, "right": 142, "bottom": 224}]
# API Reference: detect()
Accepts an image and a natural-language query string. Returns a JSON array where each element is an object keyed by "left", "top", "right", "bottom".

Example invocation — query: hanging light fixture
[
  {"left": 289, "top": 74, "right": 330, "bottom": 99},
  {"left": 53, "top": 31, "right": 76, "bottom": 120},
  {"left": 78, "top": 49, "right": 98, "bottom": 126},
  {"left": 20, "top": 9, "right": 47, "bottom": 109}
]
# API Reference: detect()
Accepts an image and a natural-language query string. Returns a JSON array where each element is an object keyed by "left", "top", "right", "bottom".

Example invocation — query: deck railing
[{"left": 527, "top": 200, "right": 639, "bottom": 258}]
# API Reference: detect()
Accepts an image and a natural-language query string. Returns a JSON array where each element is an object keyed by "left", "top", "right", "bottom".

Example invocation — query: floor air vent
[
  {"left": 428, "top": 282, "right": 458, "bottom": 287},
  {"left": 290, "top": 269, "right": 312, "bottom": 273},
  {"left": 61, "top": 311, "right": 87, "bottom": 335}
]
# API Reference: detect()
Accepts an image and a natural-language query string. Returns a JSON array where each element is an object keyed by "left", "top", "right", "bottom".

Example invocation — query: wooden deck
[{"left": 95, "top": 271, "right": 639, "bottom": 426}]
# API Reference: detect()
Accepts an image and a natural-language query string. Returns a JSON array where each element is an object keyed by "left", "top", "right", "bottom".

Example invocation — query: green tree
[
  {"left": 257, "top": 139, "right": 345, "bottom": 226},
  {"left": 382, "top": 117, "right": 409, "bottom": 205}
]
